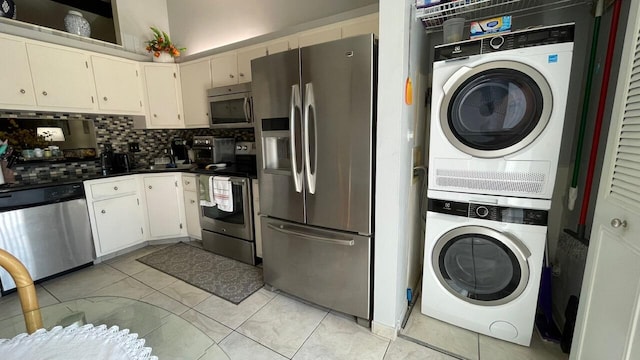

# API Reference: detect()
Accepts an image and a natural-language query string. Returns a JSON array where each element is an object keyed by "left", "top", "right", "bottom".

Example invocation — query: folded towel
[
  {"left": 198, "top": 175, "right": 215, "bottom": 207},
  {"left": 213, "top": 176, "right": 233, "bottom": 212}
]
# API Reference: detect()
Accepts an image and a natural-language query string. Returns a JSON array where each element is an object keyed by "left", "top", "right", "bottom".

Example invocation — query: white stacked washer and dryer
[{"left": 421, "top": 23, "right": 575, "bottom": 346}]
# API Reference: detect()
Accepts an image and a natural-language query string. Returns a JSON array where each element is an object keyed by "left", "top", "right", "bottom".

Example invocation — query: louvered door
[{"left": 571, "top": 3, "right": 640, "bottom": 359}]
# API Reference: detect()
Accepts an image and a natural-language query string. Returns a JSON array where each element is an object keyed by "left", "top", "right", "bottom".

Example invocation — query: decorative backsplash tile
[{"left": 2, "top": 114, "right": 255, "bottom": 186}]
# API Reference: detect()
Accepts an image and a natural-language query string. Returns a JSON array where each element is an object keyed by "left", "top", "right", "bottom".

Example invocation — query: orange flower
[{"left": 154, "top": 51, "right": 160, "bottom": 57}]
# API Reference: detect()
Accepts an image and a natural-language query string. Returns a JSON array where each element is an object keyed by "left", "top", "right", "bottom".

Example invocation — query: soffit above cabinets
[{"left": 417, "top": 0, "right": 590, "bottom": 32}]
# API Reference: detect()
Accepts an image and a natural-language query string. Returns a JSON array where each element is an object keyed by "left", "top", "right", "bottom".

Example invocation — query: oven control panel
[{"left": 235, "top": 142, "right": 256, "bottom": 155}]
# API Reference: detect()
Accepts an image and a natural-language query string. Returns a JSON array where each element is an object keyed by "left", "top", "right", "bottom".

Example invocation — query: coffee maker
[
  {"left": 100, "top": 143, "right": 114, "bottom": 175},
  {"left": 170, "top": 137, "right": 190, "bottom": 164}
]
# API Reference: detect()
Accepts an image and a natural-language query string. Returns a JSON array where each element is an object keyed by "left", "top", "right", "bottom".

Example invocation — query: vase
[
  {"left": 64, "top": 10, "right": 91, "bottom": 37},
  {"left": 153, "top": 52, "right": 174, "bottom": 63}
]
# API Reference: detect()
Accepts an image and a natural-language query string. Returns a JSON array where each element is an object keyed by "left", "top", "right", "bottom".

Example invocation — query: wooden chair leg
[{"left": 0, "top": 249, "right": 43, "bottom": 334}]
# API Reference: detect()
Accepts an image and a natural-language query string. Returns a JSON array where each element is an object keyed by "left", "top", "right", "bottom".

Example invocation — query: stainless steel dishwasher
[{"left": 0, "top": 182, "right": 95, "bottom": 294}]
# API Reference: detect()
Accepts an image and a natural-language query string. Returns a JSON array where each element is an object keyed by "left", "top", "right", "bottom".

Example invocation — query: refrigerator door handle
[
  {"left": 290, "top": 85, "right": 304, "bottom": 193},
  {"left": 267, "top": 223, "right": 355, "bottom": 246},
  {"left": 304, "top": 82, "right": 317, "bottom": 194}
]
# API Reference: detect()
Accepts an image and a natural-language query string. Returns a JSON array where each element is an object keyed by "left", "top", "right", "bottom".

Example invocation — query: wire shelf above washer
[{"left": 416, "top": 0, "right": 590, "bottom": 32}]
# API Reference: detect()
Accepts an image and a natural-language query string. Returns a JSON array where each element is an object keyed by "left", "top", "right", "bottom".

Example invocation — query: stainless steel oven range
[{"left": 198, "top": 142, "right": 258, "bottom": 265}]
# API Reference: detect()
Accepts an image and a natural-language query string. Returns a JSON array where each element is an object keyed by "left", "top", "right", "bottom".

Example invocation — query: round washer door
[
  {"left": 440, "top": 60, "right": 552, "bottom": 158},
  {"left": 432, "top": 225, "right": 531, "bottom": 306}
]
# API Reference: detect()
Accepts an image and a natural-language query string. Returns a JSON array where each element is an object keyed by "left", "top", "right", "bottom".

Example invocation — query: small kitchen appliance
[
  {"left": 192, "top": 136, "right": 235, "bottom": 166},
  {"left": 170, "top": 137, "right": 190, "bottom": 164},
  {"left": 99, "top": 143, "right": 114, "bottom": 175}
]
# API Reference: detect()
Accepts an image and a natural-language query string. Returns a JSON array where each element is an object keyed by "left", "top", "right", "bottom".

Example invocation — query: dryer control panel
[
  {"left": 428, "top": 198, "right": 548, "bottom": 226},
  {"left": 435, "top": 23, "right": 574, "bottom": 61}
]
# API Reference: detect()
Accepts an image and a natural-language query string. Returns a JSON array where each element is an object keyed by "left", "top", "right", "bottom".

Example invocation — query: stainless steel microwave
[{"left": 207, "top": 83, "right": 253, "bottom": 129}]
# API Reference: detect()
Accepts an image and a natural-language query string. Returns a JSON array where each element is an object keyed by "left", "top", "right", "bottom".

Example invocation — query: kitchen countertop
[{"left": 0, "top": 165, "right": 258, "bottom": 194}]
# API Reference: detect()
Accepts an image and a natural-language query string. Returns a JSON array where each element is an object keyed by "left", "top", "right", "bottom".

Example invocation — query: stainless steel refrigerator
[{"left": 252, "top": 34, "right": 376, "bottom": 324}]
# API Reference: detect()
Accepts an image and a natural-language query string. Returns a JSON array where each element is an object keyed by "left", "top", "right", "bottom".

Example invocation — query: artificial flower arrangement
[{"left": 145, "top": 26, "right": 186, "bottom": 58}]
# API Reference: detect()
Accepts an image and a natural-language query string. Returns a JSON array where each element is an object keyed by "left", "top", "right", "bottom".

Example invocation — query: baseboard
[{"left": 372, "top": 320, "right": 398, "bottom": 340}]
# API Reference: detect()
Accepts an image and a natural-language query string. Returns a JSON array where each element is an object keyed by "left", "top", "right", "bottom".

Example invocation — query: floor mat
[{"left": 137, "top": 242, "right": 263, "bottom": 304}]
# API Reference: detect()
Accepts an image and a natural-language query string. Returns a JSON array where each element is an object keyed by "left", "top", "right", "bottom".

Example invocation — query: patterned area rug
[{"left": 137, "top": 242, "right": 263, "bottom": 304}]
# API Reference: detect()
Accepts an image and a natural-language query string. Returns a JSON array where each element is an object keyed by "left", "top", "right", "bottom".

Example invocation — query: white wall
[
  {"left": 166, "top": 0, "right": 376, "bottom": 55},
  {"left": 373, "top": 0, "right": 427, "bottom": 338},
  {"left": 113, "top": 0, "right": 170, "bottom": 55}
]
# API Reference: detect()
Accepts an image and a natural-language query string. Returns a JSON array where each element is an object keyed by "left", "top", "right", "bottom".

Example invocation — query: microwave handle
[{"left": 243, "top": 97, "right": 251, "bottom": 123}]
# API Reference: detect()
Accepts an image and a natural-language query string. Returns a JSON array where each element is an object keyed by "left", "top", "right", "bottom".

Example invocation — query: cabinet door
[
  {"left": 144, "top": 175, "right": 184, "bottom": 238},
  {"left": 267, "top": 36, "right": 298, "bottom": 55},
  {"left": 298, "top": 27, "right": 342, "bottom": 47},
  {"left": 184, "top": 190, "right": 202, "bottom": 239},
  {"left": 0, "top": 35, "right": 36, "bottom": 107},
  {"left": 143, "top": 64, "right": 183, "bottom": 128},
  {"left": 211, "top": 52, "right": 238, "bottom": 87},
  {"left": 341, "top": 15, "right": 379, "bottom": 39},
  {"left": 26, "top": 43, "right": 96, "bottom": 110},
  {"left": 93, "top": 194, "right": 144, "bottom": 255},
  {"left": 237, "top": 46, "right": 267, "bottom": 83},
  {"left": 179, "top": 59, "right": 211, "bottom": 128},
  {"left": 92, "top": 55, "right": 144, "bottom": 114}
]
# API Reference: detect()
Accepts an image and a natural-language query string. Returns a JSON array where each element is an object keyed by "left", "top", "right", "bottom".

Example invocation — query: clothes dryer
[
  {"left": 421, "top": 190, "right": 550, "bottom": 346},
  {"left": 429, "top": 23, "right": 574, "bottom": 199}
]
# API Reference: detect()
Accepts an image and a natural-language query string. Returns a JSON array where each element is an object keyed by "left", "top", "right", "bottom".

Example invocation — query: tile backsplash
[{"left": 3, "top": 115, "right": 255, "bottom": 186}]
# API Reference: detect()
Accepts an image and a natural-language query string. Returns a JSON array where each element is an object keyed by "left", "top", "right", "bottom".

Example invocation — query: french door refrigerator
[{"left": 252, "top": 34, "right": 376, "bottom": 324}]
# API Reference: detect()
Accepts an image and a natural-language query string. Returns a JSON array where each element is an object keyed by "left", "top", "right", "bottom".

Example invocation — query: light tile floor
[
  {"left": 402, "top": 295, "right": 570, "bottom": 360},
  {"left": 0, "top": 242, "right": 568, "bottom": 359}
]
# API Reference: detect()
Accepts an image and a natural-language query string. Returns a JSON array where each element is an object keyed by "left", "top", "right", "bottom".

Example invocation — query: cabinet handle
[
  {"left": 114, "top": 186, "right": 118, "bottom": 191},
  {"left": 103, "top": 96, "right": 108, "bottom": 101},
  {"left": 101, "top": 210, "right": 106, "bottom": 214},
  {"left": 20, "top": 89, "right": 26, "bottom": 94},
  {"left": 185, "top": 180, "right": 190, "bottom": 185},
  {"left": 42, "top": 91, "right": 48, "bottom": 96},
  {"left": 190, "top": 200, "right": 195, "bottom": 204},
  {"left": 148, "top": 185, "right": 152, "bottom": 189},
  {"left": 229, "top": 74, "right": 234, "bottom": 79},
  {"left": 239, "top": 73, "right": 245, "bottom": 77},
  {"left": 154, "top": 114, "right": 157, "bottom": 118}
]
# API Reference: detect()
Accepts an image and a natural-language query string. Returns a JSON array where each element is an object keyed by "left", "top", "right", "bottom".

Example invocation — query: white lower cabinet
[
  {"left": 142, "top": 174, "right": 186, "bottom": 239},
  {"left": 84, "top": 176, "right": 144, "bottom": 257},
  {"left": 182, "top": 174, "right": 202, "bottom": 239}
]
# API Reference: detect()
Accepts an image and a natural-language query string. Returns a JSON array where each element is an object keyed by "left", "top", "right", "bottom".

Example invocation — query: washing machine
[
  {"left": 428, "top": 23, "right": 574, "bottom": 199},
  {"left": 421, "top": 190, "right": 550, "bottom": 346}
]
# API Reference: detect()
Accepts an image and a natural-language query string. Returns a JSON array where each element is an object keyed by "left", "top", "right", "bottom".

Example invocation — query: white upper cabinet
[
  {"left": 237, "top": 45, "right": 267, "bottom": 83},
  {"left": 298, "top": 26, "right": 342, "bottom": 47},
  {"left": 266, "top": 36, "right": 299, "bottom": 55},
  {"left": 179, "top": 58, "right": 212, "bottom": 128},
  {"left": 211, "top": 51, "right": 238, "bottom": 87},
  {"left": 341, "top": 14, "right": 379, "bottom": 39},
  {"left": 142, "top": 63, "right": 184, "bottom": 128},
  {"left": 91, "top": 55, "right": 144, "bottom": 114},
  {"left": 26, "top": 43, "right": 97, "bottom": 110},
  {"left": 0, "top": 34, "right": 36, "bottom": 108}
]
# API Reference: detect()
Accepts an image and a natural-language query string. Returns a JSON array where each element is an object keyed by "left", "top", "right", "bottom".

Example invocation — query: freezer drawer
[{"left": 262, "top": 217, "right": 372, "bottom": 321}]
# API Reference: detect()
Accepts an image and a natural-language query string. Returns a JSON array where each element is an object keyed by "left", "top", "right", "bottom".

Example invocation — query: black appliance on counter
[
  {"left": 170, "top": 137, "right": 190, "bottom": 164},
  {"left": 100, "top": 143, "right": 134, "bottom": 174},
  {"left": 100, "top": 143, "right": 114, "bottom": 175}
]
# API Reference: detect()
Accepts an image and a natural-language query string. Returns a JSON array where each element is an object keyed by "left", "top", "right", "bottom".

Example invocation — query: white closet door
[{"left": 571, "top": 3, "right": 640, "bottom": 359}]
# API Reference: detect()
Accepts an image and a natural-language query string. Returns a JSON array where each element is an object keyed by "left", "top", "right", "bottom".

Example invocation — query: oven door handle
[
  {"left": 267, "top": 223, "right": 355, "bottom": 246},
  {"left": 290, "top": 84, "right": 304, "bottom": 193}
]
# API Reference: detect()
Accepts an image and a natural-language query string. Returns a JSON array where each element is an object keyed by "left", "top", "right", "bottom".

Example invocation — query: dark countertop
[{"left": 0, "top": 164, "right": 257, "bottom": 194}]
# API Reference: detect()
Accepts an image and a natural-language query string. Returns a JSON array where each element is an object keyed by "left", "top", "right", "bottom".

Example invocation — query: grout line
[{"left": 289, "top": 310, "right": 330, "bottom": 359}]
